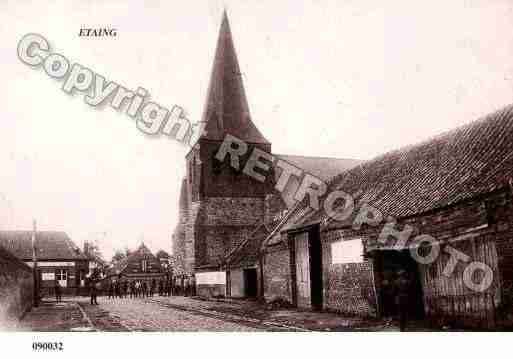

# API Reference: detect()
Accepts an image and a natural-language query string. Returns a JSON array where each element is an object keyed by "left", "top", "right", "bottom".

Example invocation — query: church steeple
[{"left": 200, "top": 11, "right": 269, "bottom": 144}]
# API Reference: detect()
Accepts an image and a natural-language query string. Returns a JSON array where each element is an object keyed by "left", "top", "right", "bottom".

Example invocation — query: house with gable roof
[{"left": 0, "top": 230, "right": 89, "bottom": 295}]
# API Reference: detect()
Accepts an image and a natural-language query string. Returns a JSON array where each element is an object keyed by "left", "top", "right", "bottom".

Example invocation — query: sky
[{"left": 1, "top": 0, "right": 513, "bottom": 260}]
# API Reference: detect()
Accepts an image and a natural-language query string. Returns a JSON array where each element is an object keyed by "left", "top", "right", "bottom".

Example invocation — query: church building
[{"left": 171, "top": 12, "right": 359, "bottom": 297}]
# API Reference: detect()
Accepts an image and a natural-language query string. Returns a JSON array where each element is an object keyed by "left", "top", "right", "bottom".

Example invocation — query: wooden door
[{"left": 295, "top": 232, "right": 311, "bottom": 308}]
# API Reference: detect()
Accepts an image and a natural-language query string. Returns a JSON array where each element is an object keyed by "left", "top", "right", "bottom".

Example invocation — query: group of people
[
  {"left": 106, "top": 278, "right": 174, "bottom": 299},
  {"left": 97, "top": 275, "right": 196, "bottom": 301}
]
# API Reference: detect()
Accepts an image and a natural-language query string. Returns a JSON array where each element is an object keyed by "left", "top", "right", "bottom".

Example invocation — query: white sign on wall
[
  {"left": 25, "top": 261, "right": 75, "bottom": 268},
  {"left": 331, "top": 238, "right": 364, "bottom": 264},
  {"left": 195, "top": 271, "right": 226, "bottom": 285},
  {"left": 42, "top": 272, "right": 55, "bottom": 281}
]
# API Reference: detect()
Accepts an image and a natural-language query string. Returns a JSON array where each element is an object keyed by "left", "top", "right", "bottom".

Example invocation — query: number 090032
[{"left": 32, "top": 342, "right": 63, "bottom": 351}]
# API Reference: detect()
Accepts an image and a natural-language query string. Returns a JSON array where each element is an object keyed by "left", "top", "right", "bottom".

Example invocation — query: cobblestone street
[
  {"left": 77, "top": 297, "right": 263, "bottom": 332},
  {"left": 20, "top": 297, "right": 273, "bottom": 332},
  {"left": 18, "top": 295, "right": 404, "bottom": 332}
]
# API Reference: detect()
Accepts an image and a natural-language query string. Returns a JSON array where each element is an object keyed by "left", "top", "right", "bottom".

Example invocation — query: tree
[
  {"left": 84, "top": 240, "right": 104, "bottom": 261},
  {"left": 112, "top": 247, "right": 133, "bottom": 262},
  {"left": 112, "top": 249, "right": 126, "bottom": 263}
]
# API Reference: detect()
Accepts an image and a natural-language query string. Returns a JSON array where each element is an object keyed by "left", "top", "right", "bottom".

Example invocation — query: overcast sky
[{"left": 1, "top": 0, "right": 513, "bottom": 260}]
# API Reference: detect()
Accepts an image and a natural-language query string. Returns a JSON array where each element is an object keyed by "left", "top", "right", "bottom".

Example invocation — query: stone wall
[{"left": 0, "top": 246, "right": 33, "bottom": 327}]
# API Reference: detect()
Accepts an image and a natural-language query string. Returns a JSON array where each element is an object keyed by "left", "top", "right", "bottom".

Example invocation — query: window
[
  {"left": 331, "top": 238, "right": 364, "bottom": 264},
  {"left": 141, "top": 260, "right": 148, "bottom": 272},
  {"left": 55, "top": 269, "right": 67, "bottom": 281}
]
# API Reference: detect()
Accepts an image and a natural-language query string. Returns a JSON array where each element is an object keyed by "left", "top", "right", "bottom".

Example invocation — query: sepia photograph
[{"left": 1, "top": 0, "right": 513, "bottom": 357}]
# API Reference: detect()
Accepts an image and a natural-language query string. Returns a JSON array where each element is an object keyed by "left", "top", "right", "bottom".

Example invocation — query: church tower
[{"left": 177, "top": 11, "right": 273, "bottom": 296}]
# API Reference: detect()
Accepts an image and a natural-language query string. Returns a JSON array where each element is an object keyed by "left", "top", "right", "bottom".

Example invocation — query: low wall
[{"left": 0, "top": 246, "right": 34, "bottom": 328}]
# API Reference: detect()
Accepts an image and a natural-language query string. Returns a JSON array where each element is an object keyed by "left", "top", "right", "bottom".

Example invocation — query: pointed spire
[{"left": 201, "top": 11, "right": 269, "bottom": 144}]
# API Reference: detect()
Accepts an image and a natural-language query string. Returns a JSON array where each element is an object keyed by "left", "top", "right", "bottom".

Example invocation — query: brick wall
[
  {"left": 263, "top": 241, "right": 292, "bottom": 303},
  {"left": 0, "top": 246, "right": 33, "bottom": 327},
  {"left": 200, "top": 198, "right": 264, "bottom": 226},
  {"left": 193, "top": 197, "right": 265, "bottom": 270},
  {"left": 322, "top": 230, "right": 377, "bottom": 316},
  {"left": 196, "top": 225, "right": 257, "bottom": 267}
]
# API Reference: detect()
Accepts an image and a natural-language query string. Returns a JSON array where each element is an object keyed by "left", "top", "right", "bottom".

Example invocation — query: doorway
[
  {"left": 293, "top": 227, "right": 323, "bottom": 310},
  {"left": 243, "top": 268, "right": 258, "bottom": 297},
  {"left": 375, "top": 249, "right": 425, "bottom": 319}
]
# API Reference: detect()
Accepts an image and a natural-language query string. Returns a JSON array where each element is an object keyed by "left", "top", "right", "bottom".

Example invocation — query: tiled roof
[
  {"left": 0, "top": 231, "right": 87, "bottom": 261},
  {"left": 107, "top": 243, "right": 162, "bottom": 276},
  {"left": 289, "top": 104, "right": 513, "bottom": 231},
  {"left": 274, "top": 154, "right": 362, "bottom": 181}
]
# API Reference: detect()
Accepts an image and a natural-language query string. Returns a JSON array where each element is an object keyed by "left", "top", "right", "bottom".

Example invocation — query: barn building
[{"left": 259, "top": 105, "right": 513, "bottom": 328}]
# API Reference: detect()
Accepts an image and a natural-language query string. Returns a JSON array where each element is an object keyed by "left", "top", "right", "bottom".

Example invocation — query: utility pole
[{"left": 32, "top": 219, "right": 39, "bottom": 307}]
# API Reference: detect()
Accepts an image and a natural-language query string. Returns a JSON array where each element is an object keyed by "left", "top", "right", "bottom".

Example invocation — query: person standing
[
  {"left": 108, "top": 281, "right": 114, "bottom": 299},
  {"left": 135, "top": 281, "right": 140, "bottom": 298},
  {"left": 395, "top": 270, "right": 411, "bottom": 332},
  {"left": 90, "top": 280, "right": 99, "bottom": 305},
  {"left": 54, "top": 280, "right": 62, "bottom": 303},
  {"left": 142, "top": 281, "right": 147, "bottom": 298},
  {"left": 127, "top": 281, "right": 133, "bottom": 299},
  {"left": 190, "top": 275, "right": 196, "bottom": 297}
]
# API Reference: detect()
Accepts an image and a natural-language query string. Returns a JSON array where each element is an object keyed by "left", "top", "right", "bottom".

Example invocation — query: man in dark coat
[
  {"left": 395, "top": 270, "right": 411, "bottom": 331},
  {"left": 108, "top": 281, "right": 114, "bottom": 299},
  {"left": 90, "top": 280, "right": 99, "bottom": 305},
  {"left": 142, "top": 281, "right": 148, "bottom": 297},
  {"left": 150, "top": 279, "right": 156, "bottom": 297},
  {"left": 54, "top": 280, "right": 62, "bottom": 303}
]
